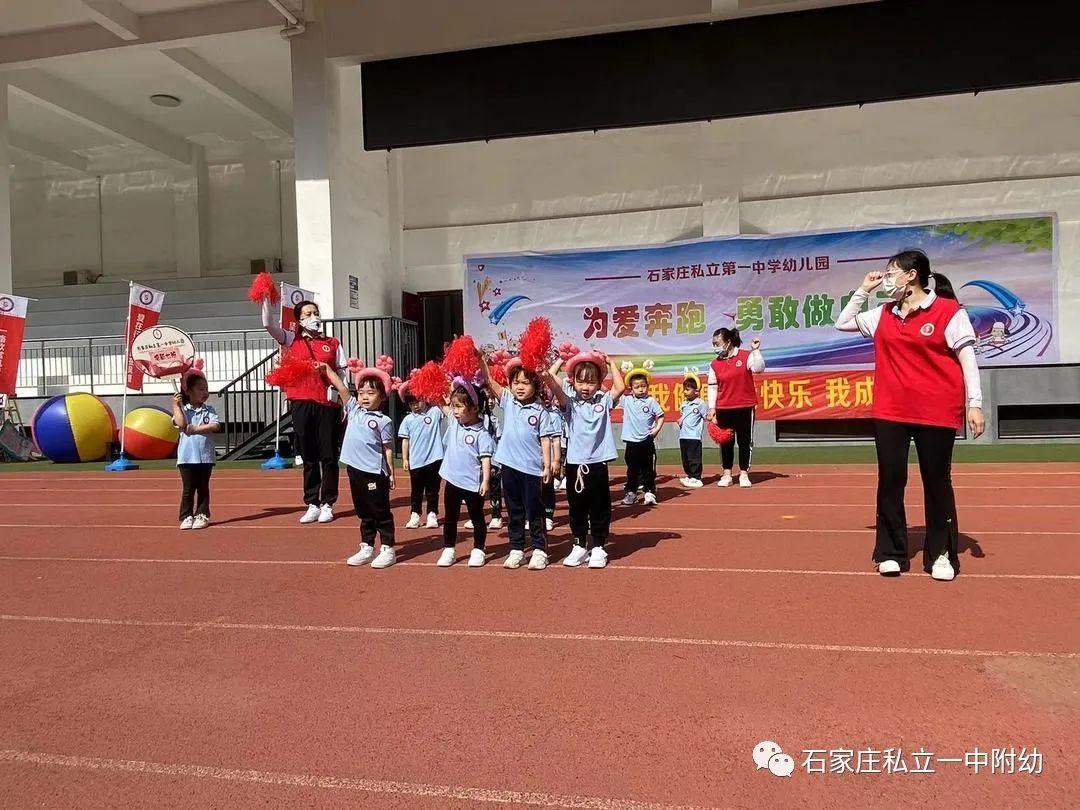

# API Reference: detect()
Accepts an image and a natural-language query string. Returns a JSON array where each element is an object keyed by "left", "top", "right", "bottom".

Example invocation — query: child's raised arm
[
  {"left": 609, "top": 359, "right": 626, "bottom": 405},
  {"left": 543, "top": 365, "right": 569, "bottom": 409},
  {"left": 318, "top": 362, "right": 351, "bottom": 403},
  {"left": 171, "top": 394, "right": 187, "bottom": 430},
  {"left": 477, "top": 350, "right": 505, "bottom": 401}
]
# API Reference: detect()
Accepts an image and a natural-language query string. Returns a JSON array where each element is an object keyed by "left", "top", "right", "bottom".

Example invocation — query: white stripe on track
[
  {"left": 0, "top": 749, "right": 704, "bottom": 810},
  {"left": 1, "top": 614, "right": 1076, "bottom": 659},
  {"left": 1, "top": 555, "right": 1078, "bottom": 581},
  {"left": 2, "top": 501, "right": 1075, "bottom": 510}
]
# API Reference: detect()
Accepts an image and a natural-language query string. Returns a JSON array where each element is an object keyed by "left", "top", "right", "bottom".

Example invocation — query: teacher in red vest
[
  {"left": 707, "top": 328, "right": 766, "bottom": 489},
  {"left": 836, "top": 249, "right": 985, "bottom": 581},
  {"left": 263, "top": 298, "right": 347, "bottom": 524}
]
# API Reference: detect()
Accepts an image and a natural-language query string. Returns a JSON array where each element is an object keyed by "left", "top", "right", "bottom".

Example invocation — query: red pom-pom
[
  {"left": 248, "top": 272, "right": 280, "bottom": 304},
  {"left": 266, "top": 352, "right": 315, "bottom": 388},
  {"left": 441, "top": 335, "right": 480, "bottom": 380},
  {"left": 708, "top": 422, "right": 735, "bottom": 445},
  {"left": 410, "top": 361, "right": 449, "bottom": 404},
  {"left": 519, "top": 317, "right": 552, "bottom": 372}
]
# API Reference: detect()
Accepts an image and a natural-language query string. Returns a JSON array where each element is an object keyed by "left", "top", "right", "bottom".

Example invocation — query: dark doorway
[{"left": 402, "top": 290, "right": 463, "bottom": 362}]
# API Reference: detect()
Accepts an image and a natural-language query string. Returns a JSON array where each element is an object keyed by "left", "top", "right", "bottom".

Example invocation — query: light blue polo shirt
[
  {"left": 176, "top": 404, "right": 219, "bottom": 465},
  {"left": 398, "top": 407, "right": 445, "bottom": 469},
  {"left": 563, "top": 391, "right": 617, "bottom": 465},
  {"left": 440, "top": 418, "right": 496, "bottom": 493},
  {"left": 493, "top": 390, "right": 559, "bottom": 476},
  {"left": 340, "top": 400, "right": 393, "bottom": 475},
  {"left": 546, "top": 405, "right": 565, "bottom": 446},
  {"left": 620, "top": 395, "right": 664, "bottom": 442},
  {"left": 679, "top": 398, "right": 707, "bottom": 441}
]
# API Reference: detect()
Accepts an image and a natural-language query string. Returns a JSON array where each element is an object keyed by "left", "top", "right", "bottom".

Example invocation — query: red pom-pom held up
[
  {"left": 518, "top": 317, "right": 552, "bottom": 372},
  {"left": 248, "top": 272, "right": 280, "bottom": 305},
  {"left": 266, "top": 352, "right": 315, "bottom": 388},
  {"left": 410, "top": 361, "right": 450, "bottom": 405},
  {"left": 441, "top": 335, "right": 480, "bottom": 381}
]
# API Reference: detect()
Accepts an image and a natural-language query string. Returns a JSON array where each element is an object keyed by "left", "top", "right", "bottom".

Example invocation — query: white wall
[
  {"left": 11, "top": 147, "right": 298, "bottom": 288},
  {"left": 400, "top": 84, "right": 1080, "bottom": 354}
]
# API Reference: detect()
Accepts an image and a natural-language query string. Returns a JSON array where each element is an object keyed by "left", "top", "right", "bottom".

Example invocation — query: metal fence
[{"left": 15, "top": 329, "right": 278, "bottom": 397}]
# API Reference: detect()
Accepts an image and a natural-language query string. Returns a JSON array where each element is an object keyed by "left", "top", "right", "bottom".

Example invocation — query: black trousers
[
  {"left": 501, "top": 466, "right": 545, "bottom": 551},
  {"left": 542, "top": 478, "right": 556, "bottom": 519},
  {"left": 565, "top": 462, "right": 612, "bottom": 548},
  {"left": 409, "top": 462, "right": 441, "bottom": 515},
  {"left": 443, "top": 483, "right": 488, "bottom": 550},
  {"left": 715, "top": 407, "right": 755, "bottom": 472},
  {"left": 291, "top": 400, "right": 341, "bottom": 506},
  {"left": 624, "top": 438, "right": 657, "bottom": 494},
  {"left": 873, "top": 419, "right": 960, "bottom": 574},
  {"left": 680, "top": 439, "right": 703, "bottom": 480},
  {"left": 178, "top": 463, "right": 213, "bottom": 520},
  {"left": 489, "top": 465, "right": 503, "bottom": 519},
  {"left": 347, "top": 466, "right": 395, "bottom": 548}
]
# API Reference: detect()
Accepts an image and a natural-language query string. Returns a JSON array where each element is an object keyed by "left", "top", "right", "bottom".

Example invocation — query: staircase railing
[{"left": 218, "top": 316, "right": 418, "bottom": 460}]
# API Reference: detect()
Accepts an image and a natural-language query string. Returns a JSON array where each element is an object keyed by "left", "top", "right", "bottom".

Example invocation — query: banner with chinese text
[{"left": 464, "top": 217, "right": 1057, "bottom": 419}]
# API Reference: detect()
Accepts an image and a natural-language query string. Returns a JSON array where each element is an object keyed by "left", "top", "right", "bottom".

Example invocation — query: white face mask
[
  {"left": 881, "top": 273, "right": 908, "bottom": 302},
  {"left": 300, "top": 315, "right": 321, "bottom": 332}
]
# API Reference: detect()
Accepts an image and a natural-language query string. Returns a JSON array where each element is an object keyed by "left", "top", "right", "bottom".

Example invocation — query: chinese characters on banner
[{"left": 125, "top": 284, "right": 165, "bottom": 391}]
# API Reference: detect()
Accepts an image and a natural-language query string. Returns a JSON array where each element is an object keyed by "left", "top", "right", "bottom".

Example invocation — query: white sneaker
[
  {"left": 179, "top": 517, "right": 194, "bottom": 530},
  {"left": 528, "top": 549, "right": 549, "bottom": 570},
  {"left": 931, "top": 553, "right": 955, "bottom": 581},
  {"left": 192, "top": 514, "right": 210, "bottom": 530},
  {"left": 426, "top": 512, "right": 439, "bottom": 529},
  {"left": 545, "top": 518, "right": 554, "bottom": 532},
  {"left": 524, "top": 521, "right": 530, "bottom": 530},
  {"left": 504, "top": 550, "right": 526, "bottom": 569},
  {"left": 679, "top": 477, "right": 691, "bottom": 487},
  {"left": 621, "top": 492, "right": 637, "bottom": 506},
  {"left": 643, "top": 492, "right": 657, "bottom": 506},
  {"left": 558, "top": 478, "right": 567, "bottom": 491},
  {"left": 588, "top": 546, "right": 609, "bottom": 569},
  {"left": 688, "top": 478, "right": 704, "bottom": 489},
  {"left": 489, "top": 517, "right": 504, "bottom": 529},
  {"left": 318, "top": 504, "right": 334, "bottom": 523},
  {"left": 347, "top": 543, "right": 375, "bottom": 566},
  {"left": 464, "top": 519, "right": 474, "bottom": 529},
  {"left": 563, "top": 545, "right": 588, "bottom": 567},
  {"left": 436, "top": 548, "right": 456, "bottom": 567},
  {"left": 718, "top": 473, "right": 733, "bottom": 488},
  {"left": 468, "top": 548, "right": 486, "bottom": 567},
  {"left": 405, "top": 513, "right": 421, "bottom": 529},
  {"left": 371, "top": 546, "right": 397, "bottom": 569},
  {"left": 739, "top": 472, "right": 752, "bottom": 488},
  {"left": 300, "top": 504, "right": 321, "bottom": 524},
  {"left": 877, "top": 559, "right": 901, "bottom": 576}
]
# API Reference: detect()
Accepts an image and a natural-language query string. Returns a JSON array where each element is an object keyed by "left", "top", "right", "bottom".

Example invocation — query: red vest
[
  {"left": 284, "top": 334, "right": 341, "bottom": 406},
  {"left": 710, "top": 349, "right": 758, "bottom": 409},
  {"left": 873, "top": 297, "right": 964, "bottom": 429}
]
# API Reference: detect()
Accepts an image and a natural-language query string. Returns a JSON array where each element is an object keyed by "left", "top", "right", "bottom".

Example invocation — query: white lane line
[
  {"left": 1, "top": 556, "right": 1078, "bottom": 581},
  {"left": 2, "top": 501, "right": 1075, "bottom": 510},
  {"left": 1, "top": 614, "right": 1076, "bottom": 659},
  {"left": 0, "top": 750, "right": 705, "bottom": 810}
]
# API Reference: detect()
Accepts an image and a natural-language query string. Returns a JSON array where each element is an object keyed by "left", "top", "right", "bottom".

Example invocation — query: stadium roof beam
[
  {"left": 80, "top": 0, "right": 142, "bottom": 41},
  {"left": 8, "top": 132, "right": 89, "bottom": 173}
]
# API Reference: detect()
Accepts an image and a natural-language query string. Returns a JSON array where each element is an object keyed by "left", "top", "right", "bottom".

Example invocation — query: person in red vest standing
[
  {"left": 707, "top": 328, "right": 765, "bottom": 488},
  {"left": 263, "top": 298, "right": 348, "bottom": 524},
  {"left": 836, "top": 249, "right": 985, "bottom": 581}
]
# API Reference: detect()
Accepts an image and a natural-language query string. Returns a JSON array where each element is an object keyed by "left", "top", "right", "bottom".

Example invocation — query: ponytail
[
  {"left": 931, "top": 272, "right": 957, "bottom": 300},
  {"left": 714, "top": 327, "right": 743, "bottom": 348}
]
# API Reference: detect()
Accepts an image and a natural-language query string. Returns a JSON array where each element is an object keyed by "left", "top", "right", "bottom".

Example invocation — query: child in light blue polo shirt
[
  {"left": 438, "top": 380, "right": 496, "bottom": 568},
  {"left": 398, "top": 391, "right": 445, "bottom": 531},
  {"left": 171, "top": 370, "right": 221, "bottom": 531},
  {"left": 677, "top": 375, "right": 707, "bottom": 489},
  {"left": 479, "top": 355, "right": 560, "bottom": 571},
  {"left": 324, "top": 362, "right": 397, "bottom": 570},
  {"left": 619, "top": 368, "right": 665, "bottom": 507}
]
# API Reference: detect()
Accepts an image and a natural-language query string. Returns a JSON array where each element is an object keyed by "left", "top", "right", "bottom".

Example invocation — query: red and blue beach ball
[
  {"left": 123, "top": 405, "right": 180, "bottom": 460},
  {"left": 32, "top": 393, "right": 117, "bottom": 463}
]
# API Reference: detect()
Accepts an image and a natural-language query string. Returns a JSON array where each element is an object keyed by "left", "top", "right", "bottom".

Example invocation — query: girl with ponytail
[{"left": 836, "top": 249, "right": 985, "bottom": 582}]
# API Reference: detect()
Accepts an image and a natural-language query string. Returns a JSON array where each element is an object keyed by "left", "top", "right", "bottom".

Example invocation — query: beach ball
[
  {"left": 32, "top": 393, "right": 117, "bottom": 463},
  {"left": 123, "top": 405, "right": 180, "bottom": 460}
]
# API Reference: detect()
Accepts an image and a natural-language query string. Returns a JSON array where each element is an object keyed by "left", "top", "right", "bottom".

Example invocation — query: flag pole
[
  {"left": 262, "top": 280, "right": 289, "bottom": 470},
  {"left": 106, "top": 281, "right": 139, "bottom": 471}
]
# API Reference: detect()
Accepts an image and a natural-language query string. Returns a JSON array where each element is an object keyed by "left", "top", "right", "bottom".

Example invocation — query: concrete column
[
  {"left": 0, "top": 79, "right": 13, "bottom": 294},
  {"left": 174, "top": 144, "right": 209, "bottom": 278}
]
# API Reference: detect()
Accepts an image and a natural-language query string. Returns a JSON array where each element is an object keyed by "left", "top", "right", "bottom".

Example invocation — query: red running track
[{"left": 1, "top": 463, "right": 1078, "bottom": 808}]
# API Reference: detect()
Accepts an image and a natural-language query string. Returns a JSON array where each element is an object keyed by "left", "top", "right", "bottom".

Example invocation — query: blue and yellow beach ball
[
  {"left": 32, "top": 393, "right": 117, "bottom": 463},
  {"left": 123, "top": 405, "right": 180, "bottom": 460}
]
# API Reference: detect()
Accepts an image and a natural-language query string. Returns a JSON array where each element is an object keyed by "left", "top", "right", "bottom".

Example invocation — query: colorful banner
[
  {"left": 0, "top": 294, "right": 30, "bottom": 396},
  {"left": 125, "top": 284, "right": 165, "bottom": 391},
  {"left": 281, "top": 282, "right": 315, "bottom": 334},
  {"left": 465, "top": 217, "right": 1058, "bottom": 419}
]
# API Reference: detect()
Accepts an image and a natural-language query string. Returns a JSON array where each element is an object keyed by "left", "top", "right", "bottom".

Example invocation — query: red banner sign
[
  {"left": 125, "top": 284, "right": 165, "bottom": 391},
  {"left": 0, "top": 294, "right": 29, "bottom": 395},
  {"left": 611, "top": 370, "right": 875, "bottom": 422}
]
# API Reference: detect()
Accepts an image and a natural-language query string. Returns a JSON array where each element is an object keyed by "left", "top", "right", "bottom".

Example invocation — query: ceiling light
[{"left": 150, "top": 94, "right": 182, "bottom": 108}]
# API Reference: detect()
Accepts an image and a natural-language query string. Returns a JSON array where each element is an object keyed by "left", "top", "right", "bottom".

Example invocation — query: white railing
[{"left": 15, "top": 330, "right": 279, "bottom": 398}]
